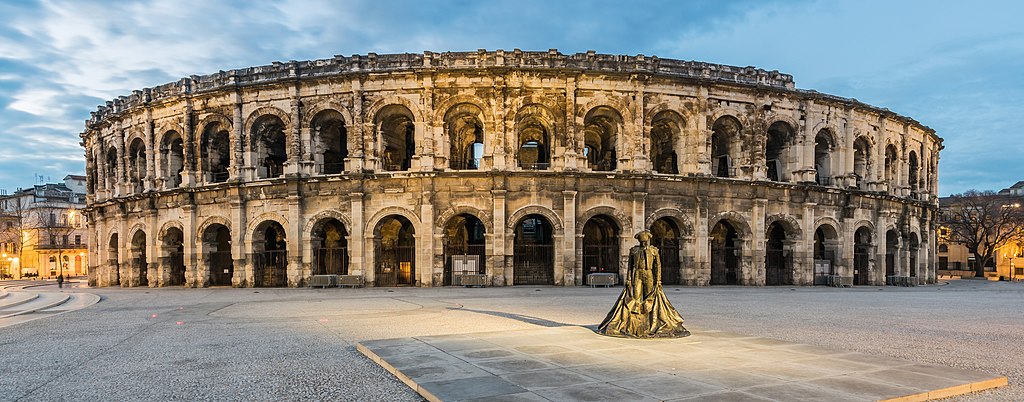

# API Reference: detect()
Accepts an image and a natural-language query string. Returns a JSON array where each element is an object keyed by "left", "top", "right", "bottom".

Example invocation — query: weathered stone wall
[{"left": 80, "top": 50, "right": 941, "bottom": 288}]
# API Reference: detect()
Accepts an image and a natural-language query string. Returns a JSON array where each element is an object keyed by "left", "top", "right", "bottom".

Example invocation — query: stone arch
[
  {"left": 442, "top": 101, "right": 488, "bottom": 170},
  {"left": 506, "top": 205, "right": 564, "bottom": 232},
  {"left": 645, "top": 208, "right": 694, "bottom": 237},
  {"left": 643, "top": 102, "right": 685, "bottom": 128},
  {"left": 513, "top": 102, "right": 560, "bottom": 167},
  {"left": 577, "top": 97, "right": 635, "bottom": 127},
  {"left": 577, "top": 206, "right": 631, "bottom": 236},
  {"left": 246, "top": 212, "right": 290, "bottom": 243},
  {"left": 708, "top": 108, "right": 749, "bottom": 129},
  {"left": 154, "top": 120, "right": 186, "bottom": 141},
  {"left": 765, "top": 214, "right": 802, "bottom": 239},
  {"left": 243, "top": 106, "right": 292, "bottom": 139},
  {"left": 127, "top": 223, "right": 149, "bottom": 245},
  {"left": 648, "top": 109, "right": 685, "bottom": 174},
  {"left": 197, "top": 216, "right": 233, "bottom": 240},
  {"left": 123, "top": 128, "right": 146, "bottom": 149},
  {"left": 435, "top": 205, "right": 493, "bottom": 234},
  {"left": 811, "top": 123, "right": 842, "bottom": 146},
  {"left": 765, "top": 114, "right": 800, "bottom": 138},
  {"left": 302, "top": 100, "right": 354, "bottom": 129},
  {"left": 434, "top": 94, "right": 494, "bottom": 127},
  {"left": 196, "top": 113, "right": 234, "bottom": 137},
  {"left": 582, "top": 105, "right": 625, "bottom": 171},
  {"left": 366, "top": 206, "right": 421, "bottom": 238},
  {"left": 853, "top": 220, "right": 876, "bottom": 235},
  {"left": 813, "top": 216, "right": 842, "bottom": 236},
  {"left": 709, "top": 211, "right": 752, "bottom": 239},
  {"left": 157, "top": 220, "right": 185, "bottom": 241},
  {"left": 303, "top": 209, "right": 352, "bottom": 237},
  {"left": 366, "top": 95, "right": 425, "bottom": 124}
]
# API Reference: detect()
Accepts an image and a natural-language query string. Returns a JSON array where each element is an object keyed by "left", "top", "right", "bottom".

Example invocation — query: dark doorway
[
  {"left": 442, "top": 214, "right": 486, "bottom": 285},
  {"left": 254, "top": 221, "right": 288, "bottom": 287},
  {"left": 513, "top": 214, "right": 554, "bottom": 285},
  {"left": 108, "top": 233, "right": 120, "bottom": 286},
  {"left": 710, "top": 221, "right": 740, "bottom": 285},
  {"left": 130, "top": 230, "right": 148, "bottom": 287},
  {"left": 313, "top": 219, "right": 349, "bottom": 276},
  {"left": 162, "top": 227, "right": 186, "bottom": 286},
  {"left": 651, "top": 218, "right": 681, "bottom": 285},
  {"left": 203, "top": 224, "right": 233, "bottom": 286},
  {"left": 886, "top": 229, "right": 899, "bottom": 281},
  {"left": 854, "top": 227, "right": 872, "bottom": 285},
  {"left": 375, "top": 216, "right": 416, "bottom": 286},
  {"left": 765, "top": 223, "right": 790, "bottom": 285},
  {"left": 582, "top": 215, "right": 620, "bottom": 284}
]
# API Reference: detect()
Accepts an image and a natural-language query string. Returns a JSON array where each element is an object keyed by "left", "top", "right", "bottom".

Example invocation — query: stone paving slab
[{"left": 357, "top": 326, "right": 1008, "bottom": 402}]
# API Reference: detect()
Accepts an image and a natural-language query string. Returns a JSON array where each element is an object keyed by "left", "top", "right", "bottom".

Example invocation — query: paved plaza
[{"left": 0, "top": 279, "right": 1021, "bottom": 401}]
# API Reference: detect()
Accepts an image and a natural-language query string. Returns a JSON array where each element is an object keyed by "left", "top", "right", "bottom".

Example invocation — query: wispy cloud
[{"left": 0, "top": 0, "right": 1021, "bottom": 195}]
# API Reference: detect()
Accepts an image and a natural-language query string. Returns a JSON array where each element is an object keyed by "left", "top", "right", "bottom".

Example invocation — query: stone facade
[{"left": 80, "top": 50, "right": 941, "bottom": 288}]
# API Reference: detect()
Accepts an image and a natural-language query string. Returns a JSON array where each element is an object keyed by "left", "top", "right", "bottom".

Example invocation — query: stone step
[
  {"left": 0, "top": 292, "right": 38, "bottom": 310},
  {"left": 0, "top": 293, "right": 70, "bottom": 319},
  {"left": 38, "top": 293, "right": 101, "bottom": 313}
]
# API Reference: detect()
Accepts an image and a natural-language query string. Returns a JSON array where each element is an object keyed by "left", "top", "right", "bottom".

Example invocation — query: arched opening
[
  {"left": 650, "top": 111, "right": 682, "bottom": 174},
  {"left": 516, "top": 105, "right": 552, "bottom": 170},
  {"left": 161, "top": 227, "right": 185, "bottom": 286},
  {"left": 127, "top": 138, "right": 146, "bottom": 191},
  {"left": 766, "top": 122, "right": 793, "bottom": 182},
  {"left": 253, "top": 221, "right": 287, "bottom": 287},
  {"left": 854, "top": 227, "right": 872, "bottom": 285},
  {"left": 582, "top": 215, "right": 620, "bottom": 284},
  {"left": 130, "top": 230, "right": 148, "bottom": 287},
  {"left": 108, "top": 233, "right": 120, "bottom": 285},
  {"left": 814, "top": 130, "right": 834, "bottom": 186},
  {"left": 711, "top": 117, "right": 740, "bottom": 178},
  {"left": 908, "top": 151, "right": 920, "bottom": 195},
  {"left": 374, "top": 215, "right": 416, "bottom": 286},
  {"left": 885, "top": 144, "right": 899, "bottom": 192},
  {"left": 765, "top": 222, "right": 791, "bottom": 286},
  {"left": 312, "top": 110, "right": 348, "bottom": 174},
  {"left": 376, "top": 105, "right": 415, "bottom": 172},
  {"left": 583, "top": 107, "right": 620, "bottom": 171},
  {"left": 251, "top": 115, "right": 288, "bottom": 178},
  {"left": 86, "top": 151, "right": 97, "bottom": 194},
  {"left": 908, "top": 233, "right": 920, "bottom": 280},
  {"left": 445, "top": 104, "right": 485, "bottom": 170},
  {"left": 513, "top": 214, "right": 554, "bottom": 285},
  {"left": 886, "top": 229, "right": 899, "bottom": 281},
  {"left": 48, "top": 256, "right": 56, "bottom": 278},
  {"left": 202, "top": 224, "right": 233, "bottom": 286},
  {"left": 442, "top": 214, "right": 486, "bottom": 286},
  {"left": 312, "top": 219, "right": 348, "bottom": 276},
  {"left": 651, "top": 218, "right": 682, "bottom": 285},
  {"left": 105, "top": 146, "right": 118, "bottom": 190},
  {"left": 853, "top": 137, "right": 871, "bottom": 189},
  {"left": 74, "top": 255, "right": 82, "bottom": 276},
  {"left": 814, "top": 225, "right": 839, "bottom": 285},
  {"left": 201, "top": 123, "right": 231, "bottom": 183},
  {"left": 159, "top": 131, "right": 185, "bottom": 188},
  {"left": 710, "top": 220, "right": 740, "bottom": 285}
]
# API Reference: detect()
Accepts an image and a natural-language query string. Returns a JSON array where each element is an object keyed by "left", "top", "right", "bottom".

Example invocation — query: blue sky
[{"left": 1, "top": 0, "right": 1021, "bottom": 196}]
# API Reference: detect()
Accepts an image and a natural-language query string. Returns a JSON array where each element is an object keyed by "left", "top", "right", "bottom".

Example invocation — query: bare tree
[
  {"left": 34, "top": 203, "right": 79, "bottom": 278},
  {"left": 941, "top": 190, "right": 1024, "bottom": 277},
  {"left": 0, "top": 195, "right": 32, "bottom": 279}
]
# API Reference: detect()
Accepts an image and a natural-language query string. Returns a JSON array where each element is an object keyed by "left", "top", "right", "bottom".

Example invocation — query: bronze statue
[{"left": 597, "top": 230, "right": 691, "bottom": 338}]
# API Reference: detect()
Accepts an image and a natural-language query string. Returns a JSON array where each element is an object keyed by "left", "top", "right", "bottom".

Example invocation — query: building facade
[
  {"left": 80, "top": 50, "right": 941, "bottom": 288},
  {"left": 0, "top": 175, "right": 89, "bottom": 279}
]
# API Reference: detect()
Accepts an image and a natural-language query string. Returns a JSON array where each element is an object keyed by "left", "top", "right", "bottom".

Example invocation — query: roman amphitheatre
[{"left": 80, "top": 49, "right": 940, "bottom": 289}]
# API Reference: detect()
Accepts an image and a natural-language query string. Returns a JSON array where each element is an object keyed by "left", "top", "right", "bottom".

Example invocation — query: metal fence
[
  {"left": 253, "top": 250, "right": 288, "bottom": 287},
  {"left": 443, "top": 244, "right": 486, "bottom": 286},
  {"left": 166, "top": 252, "right": 185, "bottom": 286},
  {"left": 658, "top": 244, "right": 681, "bottom": 285},
  {"left": 314, "top": 247, "right": 349, "bottom": 276},
  {"left": 513, "top": 244, "right": 554, "bottom": 285},
  {"left": 209, "top": 250, "right": 233, "bottom": 286},
  {"left": 582, "top": 244, "right": 618, "bottom": 276},
  {"left": 375, "top": 245, "right": 416, "bottom": 286}
]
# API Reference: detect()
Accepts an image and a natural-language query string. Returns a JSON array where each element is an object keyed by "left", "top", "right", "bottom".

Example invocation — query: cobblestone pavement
[{"left": 0, "top": 278, "right": 1020, "bottom": 401}]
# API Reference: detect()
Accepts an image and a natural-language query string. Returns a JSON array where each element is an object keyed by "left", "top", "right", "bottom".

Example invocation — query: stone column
[
  {"left": 144, "top": 108, "right": 156, "bottom": 191},
  {"left": 561, "top": 191, "right": 577, "bottom": 285},
  {"left": 419, "top": 192, "right": 435, "bottom": 286},
  {"left": 491, "top": 190, "right": 507, "bottom": 286},
  {"left": 750, "top": 200, "right": 766, "bottom": 286},
  {"left": 287, "top": 191, "right": 303, "bottom": 287},
  {"left": 349, "top": 192, "right": 366, "bottom": 280}
]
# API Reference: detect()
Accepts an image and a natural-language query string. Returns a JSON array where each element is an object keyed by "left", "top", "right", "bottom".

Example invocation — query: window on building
[
  {"left": 1016, "top": 267, "right": 1023, "bottom": 276},
  {"left": 75, "top": 235, "right": 81, "bottom": 245},
  {"left": 63, "top": 235, "right": 69, "bottom": 245},
  {"left": 50, "top": 235, "right": 57, "bottom": 245}
]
